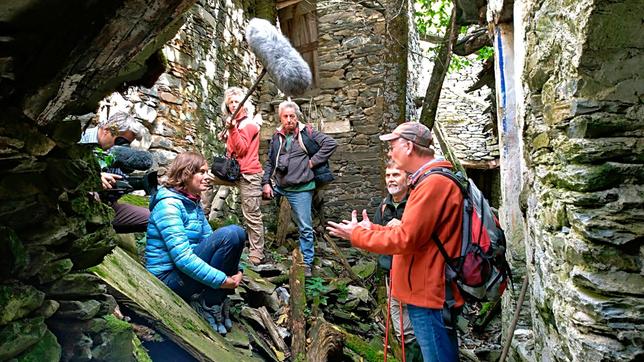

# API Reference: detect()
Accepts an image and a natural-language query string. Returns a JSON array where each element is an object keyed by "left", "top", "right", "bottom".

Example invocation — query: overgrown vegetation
[{"left": 415, "top": 0, "right": 493, "bottom": 71}]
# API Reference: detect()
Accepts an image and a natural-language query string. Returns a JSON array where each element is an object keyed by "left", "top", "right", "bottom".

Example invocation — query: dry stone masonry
[
  {"left": 437, "top": 61, "right": 499, "bottom": 168},
  {"left": 497, "top": 0, "right": 644, "bottom": 360}
]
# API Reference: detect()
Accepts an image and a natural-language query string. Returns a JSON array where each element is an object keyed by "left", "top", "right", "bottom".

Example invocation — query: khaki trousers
[
  {"left": 386, "top": 275, "right": 416, "bottom": 343},
  {"left": 237, "top": 172, "right": 265, "bottom": 260}
]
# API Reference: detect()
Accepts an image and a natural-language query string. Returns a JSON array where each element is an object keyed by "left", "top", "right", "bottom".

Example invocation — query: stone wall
[
  {"left": 437, "top": 61, "right": 499, "bottom": 168},
  {"left": 256, "top": 0, "right": 415, "bottom": 218},
  {"left": 510, "top": 0, "right": 643, "bottom": 360},
  {"left": 0, "top": 1, "right": 197, "bottom": 360},
  {"left": 101, "top": 0, "right": 258, "bottom": 169},
  {"left": 98, "top": 0, "right": 415, "bottom": 220}
]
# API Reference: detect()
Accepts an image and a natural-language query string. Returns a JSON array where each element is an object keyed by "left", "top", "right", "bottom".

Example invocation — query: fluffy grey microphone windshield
[{"left": 246, "top": 18, "right": 312, "bottom": 97}]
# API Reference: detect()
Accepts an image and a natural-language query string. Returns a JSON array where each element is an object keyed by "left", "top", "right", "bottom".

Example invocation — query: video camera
[
  {"left": 97, "top": 141, "right": 158, "bottom": 203},
  {"left": 110, "top": 171, "right": 158, "bottom": 195}
]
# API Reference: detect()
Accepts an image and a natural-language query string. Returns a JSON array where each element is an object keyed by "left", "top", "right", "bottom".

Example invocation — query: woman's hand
[
  {"left": 220, "top": 271, "right": 243, "bottom": 289},
  {"left": 224, "top": 116, "right": 237, "bottom": 129},
  {"left": 231, "top": 271, "right": 243, "bottom": 285}
]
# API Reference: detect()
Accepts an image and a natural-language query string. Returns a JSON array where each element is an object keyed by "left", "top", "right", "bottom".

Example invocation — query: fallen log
[
  {"left": 275, "top": 197, "right": 293, "bottom": 248},
  {"left": 306, "top": 318, "right": 345, "bottom": 362},
  {"left": 258, "top": 306, "right": 290, "bottom": 359},
  {"left": 289, "top": 248, "right": 307, "bottom": 360},
  {"left": 90, "top": 247, "right": 246, "bottom": 361}
]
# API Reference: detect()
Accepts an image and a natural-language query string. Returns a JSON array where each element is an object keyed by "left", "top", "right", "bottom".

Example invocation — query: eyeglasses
[
  {"left": 114, "top": 136, "right": 133, "bottom": 146},
  {"left": 388, "top": 139, "right": 409, "bottom": 150}
]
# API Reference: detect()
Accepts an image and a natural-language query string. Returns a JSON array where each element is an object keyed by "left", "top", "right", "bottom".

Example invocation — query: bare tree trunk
[
  {"left": 289, "top": 248, "right": 307, "bottom": 360},
  {"left": 306, "top": 318, "right": 345, "bottom": 362},
  {"left": 419, "top": 2, "right": 459, "bottom": 130},
  {"left": 276, "top": 197, "right": 293, "bottom": 247}
]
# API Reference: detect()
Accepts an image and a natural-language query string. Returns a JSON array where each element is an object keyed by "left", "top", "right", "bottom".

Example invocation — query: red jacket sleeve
[{"left": 227, "top": 124, "right": 258, "bottom": 157}]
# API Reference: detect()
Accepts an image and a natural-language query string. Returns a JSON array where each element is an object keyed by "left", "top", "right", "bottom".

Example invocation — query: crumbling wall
[
  {"left": 257, "top": 0, "right": 414, "bottom": 217},
  {"left": 0, "top": 1, "right": 197, "bottom": 360},
  {"left": 101, "top": 0, "right": 415, "bottom": 220},
  {"left": 101, "top": 0, "right": 258, "bottom": 168},
  {"left": 512, "top": 0, "right": 643, "bottom": 360}
]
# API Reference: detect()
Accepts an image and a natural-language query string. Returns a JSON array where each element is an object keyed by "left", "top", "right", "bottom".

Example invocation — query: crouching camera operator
[{"left": 79, "top": 112, "right": 155, "bottom": 233}]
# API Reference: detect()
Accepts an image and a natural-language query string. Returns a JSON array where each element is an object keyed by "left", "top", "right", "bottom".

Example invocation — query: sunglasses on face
[{"left": 114, "top": 136, "right": 133, "bottom": 146}]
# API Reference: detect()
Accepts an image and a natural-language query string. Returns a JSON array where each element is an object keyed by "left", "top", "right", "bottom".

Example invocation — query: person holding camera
[
  {"left": 262, "top": 100, "right": 337, "bottom": 277},
  {"left": 215, "top": 87, "right": 266, "bottom": 266},
  {"left": 146, "top": 152, "right": 245, "bottom": 335},
  {"left": 79, "top": 111, "right": 150, "bottom": 233}
]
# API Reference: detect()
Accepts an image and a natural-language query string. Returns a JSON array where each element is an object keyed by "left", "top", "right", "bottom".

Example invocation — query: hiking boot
[
  {"left": 190, "top": 298, "right": 227, "bottom": 335},
  {"left": 248, "top": 255, "right": 262, "bottom": 266},
  {"left": 210, "top": 304, "right": 227, "bottom": 335},
  {"left": 222, "top": 297, "right": 233, "bottom": 330},
  {"left": 304, "top": 265, "right": 312, "bottom": 278}
]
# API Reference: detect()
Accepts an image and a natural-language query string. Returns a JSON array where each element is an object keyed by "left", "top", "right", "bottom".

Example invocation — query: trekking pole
[{"left": 499, "top": 275, "right": 529, "bottom": 362}]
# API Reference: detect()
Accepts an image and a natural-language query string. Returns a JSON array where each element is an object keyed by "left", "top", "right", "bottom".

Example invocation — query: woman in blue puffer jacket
[{"left": 145, "top": 151, "right": 245, "bottom": 335}]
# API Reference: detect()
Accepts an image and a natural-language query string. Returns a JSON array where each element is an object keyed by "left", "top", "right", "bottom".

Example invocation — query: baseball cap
[{"left": 379, "top": 122, "right": 433, "bottom": 148}]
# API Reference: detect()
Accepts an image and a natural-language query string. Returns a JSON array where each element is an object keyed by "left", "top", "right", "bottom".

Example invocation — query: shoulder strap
[
  {"left": 418, "top": 168, "right": 468, "bottom": 195},
  {"left": 428, "top": 168, "right": 473, "bottom": 262},
  {"left": 298, "top": 124, "right": 319, "bottom": 157}
]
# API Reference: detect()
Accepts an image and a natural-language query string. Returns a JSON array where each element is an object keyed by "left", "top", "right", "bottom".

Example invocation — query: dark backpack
[
  {"left": 297, "top": 124, "right": 335, "bottom": 186},
  {"left": 418, "top": 167, "right": 512, "bottom": 303}
]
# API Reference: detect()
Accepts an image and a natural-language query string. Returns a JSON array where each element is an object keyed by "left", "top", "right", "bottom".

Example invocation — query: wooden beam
[
  {"left": 277, "top": 0, "right": 303, "bottom": 10},
  {"left": 289, "top": 248, "right": 307, "bottom": 360},
  {"left": 306, "top": 318, "right": 345, "bottom": 362}
]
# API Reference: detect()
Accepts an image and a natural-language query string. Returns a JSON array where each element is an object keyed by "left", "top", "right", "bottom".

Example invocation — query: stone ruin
[{"left": 0, "top": 0, "right": 642, "bottom": 361}]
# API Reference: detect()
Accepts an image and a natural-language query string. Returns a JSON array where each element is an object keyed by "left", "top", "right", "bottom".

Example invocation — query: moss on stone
[
  {"left": 344, "top": 332, "right": 397, "bottom": 362},
  {"left": 133, "top": 334, "right": 152, "bottom": 362},
  {"left": 0, "top": 284, "right": 45, "bottom": 326},
  {"left": 0, "top": 227, "right": 28, "bottom": 280},
  {"left": 532, "top": 132, "right": 550, "bottom": 150},
  {"left": 120, "top": 194, "right": 149, "bottom": 208},
  {"left": 104, "top": 314, "right": 131, "bottom": 334},
  {"left": 14, "top": 330, "right": 61, "bottom": 362}
]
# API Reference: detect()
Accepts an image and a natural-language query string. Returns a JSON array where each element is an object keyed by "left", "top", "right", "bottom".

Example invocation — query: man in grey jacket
[{"left": 262, "top": 100, "right": 337, "bottom": 277}]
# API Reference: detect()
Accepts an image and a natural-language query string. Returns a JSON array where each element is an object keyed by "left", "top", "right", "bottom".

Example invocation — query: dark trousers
[
  {"left": 160, "top": 225, "right": 245, "bottom": 305},
  {"left": 112, "top": 202, "right": 150, "bottom": 233}
]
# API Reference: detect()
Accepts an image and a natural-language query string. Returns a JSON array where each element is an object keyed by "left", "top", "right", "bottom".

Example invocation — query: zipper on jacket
[
  {"left": 407, "top": 255, "right": 415, "bottom": 291},
  {"left": 270, "top": 135, "right": 283, "bottom": 181}
]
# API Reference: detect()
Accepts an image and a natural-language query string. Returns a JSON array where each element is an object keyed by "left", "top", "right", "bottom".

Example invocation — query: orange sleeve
[{"left": 350, "top": 175, "right": 459, "bottom": 255}]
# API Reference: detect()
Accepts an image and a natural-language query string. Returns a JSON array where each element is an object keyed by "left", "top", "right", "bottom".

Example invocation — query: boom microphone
[
  {"left": 245, "top": 18, "right": 312, "bottom": 97},
  {"left": 110, "top": 145, "right": 153, "bottom": 173}
]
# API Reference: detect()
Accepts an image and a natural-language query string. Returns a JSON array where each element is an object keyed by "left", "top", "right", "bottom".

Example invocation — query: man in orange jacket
[{"left": 327, "top": 122, "right": 463, "bottom": 362}]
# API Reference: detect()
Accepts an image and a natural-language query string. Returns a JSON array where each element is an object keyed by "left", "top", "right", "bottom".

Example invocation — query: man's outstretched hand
[{"left": 326, "top": 209, "right": 372, "bottom": 241}]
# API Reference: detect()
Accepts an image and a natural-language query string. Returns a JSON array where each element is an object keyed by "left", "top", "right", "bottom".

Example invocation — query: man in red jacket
[{"left": 327, "top": 122, "right": 463, "bottom": 362}]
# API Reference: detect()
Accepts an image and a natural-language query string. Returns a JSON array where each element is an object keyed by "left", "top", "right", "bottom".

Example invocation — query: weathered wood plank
[
  {"left": 91, "top": 246, "right": 248, "bottom": 362},
  {"left": 289, "top": 248, "right": 306, "bottom": 360},
  {"left": 306, "top": 318, "right": 345, "bottom": 362},
  {"left": 258, "top": 306, "right": 290, "bottom": 359},
  {"left": 275, "top": 197, "right": 293, "bottom": 247}
]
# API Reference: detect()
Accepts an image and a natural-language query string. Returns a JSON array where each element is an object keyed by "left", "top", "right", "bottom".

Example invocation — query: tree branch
[
  {"left": 453, "top": 27, "right": 490, "bottom": 56},
  {"left": 418, "top": 1, "right": 459, "bottom": 130}
]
